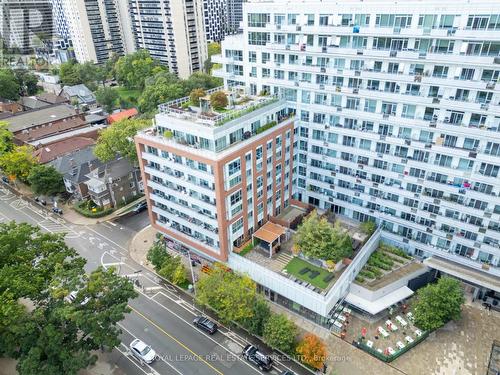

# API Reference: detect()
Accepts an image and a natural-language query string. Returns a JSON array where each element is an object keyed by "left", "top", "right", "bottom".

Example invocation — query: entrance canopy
[{"left": 253, "top": 221, "right": 286, "bottom": 244}]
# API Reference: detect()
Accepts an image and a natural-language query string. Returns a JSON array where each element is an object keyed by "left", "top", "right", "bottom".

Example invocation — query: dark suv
[
  {"left": 242, "top": 344, "right": 273, "bottom": 372},
  {"left": 193, "top": 316, "right": 218, "bottom": 334}
]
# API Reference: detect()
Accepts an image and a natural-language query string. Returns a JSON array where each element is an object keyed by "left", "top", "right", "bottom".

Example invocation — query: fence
[{"left": 355, "top": 330, "right": 430, "bottom": 362}]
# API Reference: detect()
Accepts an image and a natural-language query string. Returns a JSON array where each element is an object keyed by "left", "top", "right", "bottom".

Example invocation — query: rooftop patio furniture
[
  {"left": 366, "top": 340, "right": 374, "bottom": 348},
  {"left": 405, "top": 336, "right": 414, "bottom": 344},
  {"left": 386, "top": 320, "right": 398, "bottom": 331},
  {"left": 407, "top": 312, "right": 414, "bottom": 321},
  {"left": 377, "top": 327, "right": 389, "bottom": 338},
  {"left": 415, "top": 329, "right": 423, "bottom": 337},
  {"left": 387, "top": 347, "right": 396, "bottom": 355},
  {"left": 323, "top": 273, "right": 335, "bottom": 282},
  {"left": 333, "top": 321, "right": 343, "bottom": 329},
  {"left": 377, "top": 348, "right": 383, "bottom": 354},
  {"left": 396, "top": 315, "right": 408, "bottom": 327},
  {"left": 396, "top": 341, "right": 405, "bottom": 350},
  {"left": 309, "top": 270, "right": 320, "bottom": 279},
  {"left": 299, "top": 267, "right": 311, "bottom": 275}
]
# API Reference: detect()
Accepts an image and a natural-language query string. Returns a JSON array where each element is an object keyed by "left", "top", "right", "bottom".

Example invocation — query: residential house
[
  {"left": 33, "top": 136, "right": 96, "bottom": 164},
  {"left": 49, "top": 145, "right": 102, "bottom": 199},
  {"left": 60, "top": 84, "right": 97, "bottom": 109},
  {"left": 107, "top": 108, "right": 138, "bottom": 124},
  {"left": 84, "top": 157, "right": 142, "bottom": 208}
]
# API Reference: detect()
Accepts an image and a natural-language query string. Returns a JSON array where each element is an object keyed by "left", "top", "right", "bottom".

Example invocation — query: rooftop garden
[
  {"left": 284, "top": 257, "right": 334, "bottom": 290},
  {"left": 355, "top": 243, "right": 413, "bottom": 284}
]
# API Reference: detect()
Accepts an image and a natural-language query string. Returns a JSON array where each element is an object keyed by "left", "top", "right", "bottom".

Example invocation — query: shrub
[
  {"left": 74, "top": 201, "right": 113, "bottom": 218},
  {"left": 209, "top": 91, "right": 228, "bottom": 110},
  {"left": 189, "top": 88, "right": 206, "bottom": 106},
  {"left": 255, "top": 121, "right": 277, "bottom": 134},
  {"left": 360, "top": 220, "right": 377, "bottom": 235}
]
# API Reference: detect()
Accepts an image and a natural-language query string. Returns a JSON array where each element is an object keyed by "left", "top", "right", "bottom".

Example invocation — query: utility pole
[{"left": 188, "top": 251, "right": 196, "bottom": 297}]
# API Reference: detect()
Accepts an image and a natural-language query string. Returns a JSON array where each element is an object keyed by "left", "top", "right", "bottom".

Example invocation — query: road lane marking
[
  {"left": 85, "top": 226, "right": 128, "bottom": 252},
  {"left": 117, "top": 326, "right": 181, "bottom": 375},
  {"left": 129, "top": 306, "right": 224, "bottom": 375},
  {"left": 114, "top": 344, "right": 153, "bottom": 375}
]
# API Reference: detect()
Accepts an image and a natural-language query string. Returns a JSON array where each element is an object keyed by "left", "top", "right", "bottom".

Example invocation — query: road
[{"left": 0, "top": 186, "right": 307, "bottom": 375}]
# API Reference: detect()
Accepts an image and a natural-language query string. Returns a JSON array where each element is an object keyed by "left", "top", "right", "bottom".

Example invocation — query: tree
[
  {"left": 95, "top": 87, "right": 118, "bottom": 113},
  {"left": 413, "top": 277, "right": 464, "bottom": 331},
  {"left": 196, "top": 263, "right": 256, "bottom": 324},
  {"left": 158, "top": 256, "right": 181, "bottom": 281},
  {"left": 209, "top": 91, "right": 228, "bottom": 110},
  {"left": 14, "top": 70, "right": 39, "bottom": 96},
  {"left": 76, "top": 62, "right": 99, "bottom": 91},
  {"left": 147, "top": 242, "right": 170, "bottom": 270},
  {"left": 171, "top": 262, "right": 188, "bottom": 286},
  {"left": 242, "top": 298, "right": 270, "bottom": 336},
  {"left": 0, "top": 121, "right": 14, "bottom": 155},
  {"left": 360, "top": 220, "right": 377, "bottom": 235},
  {"left": 0, "top": 222, "right": 137, "bottom": 375},
  {"left": 94, "top": 118, "right": 150, "bottom": 162},
  {"left": 0, "top": 69, "right": 20, "bottom": 100},
  {"left": 262, "top": 313, "right": 297, "bottom": 354},
  {"left": 182, "top": 72, "right": 221, "bottom": 93},
  {"left": 27, "top": 165, "right": 65, "bottom": 196},
  {"left": 294, "top": 211, "right": 353, "bottom": 261},
  {"left": 59, "top": 60, "right": 81, "bottom": 86},
  {"left": 138, "top": 72, "right": 184, "bottom": 113},
  {"left": 115, "top": 50, "right": 166, "bottom": 89},
  {"left": 189, "top": 88, "right": 206, "bottom": 106},
  {"left": 296, "top": 333, "right": 327, "bottom": 370},
  {"left": 0, "top": 146, "right": 35, "bottom": 182}
]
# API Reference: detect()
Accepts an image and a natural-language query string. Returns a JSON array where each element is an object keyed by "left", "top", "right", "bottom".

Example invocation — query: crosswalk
[{"left": 38, "top": 218, "right": 79, "bottom": 238}]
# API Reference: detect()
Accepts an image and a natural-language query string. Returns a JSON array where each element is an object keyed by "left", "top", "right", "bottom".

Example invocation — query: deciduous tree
[
  {"left": 27, "top": 165, "right": 65, "bottom": 196},
  {"left": 14, "top": 70, "right": 39, "bottom": 96},
  {"left": 138, "top": 72, "right": 184, "bottom": 113},
  {"left": 0, "top": 222, "right": 137, "bottom": 375},
  {"left": 296, "top": 333, "right": 327, "bottom": 370},
  {"left": 0, "top": 145, "right": 35, "bottom": 182},
  {"left": 262, "top": 313, "right": 297, "bottom": 354},
  {"left": 0, "top": 121, "right": 14, "bottom": 155},
  {"left": 0, "top": 69, "right": 20, "bottom": 100},
  {"left": 94, "top": 118, "right": 150, "bottom": 162},
  {"left": 59, "top": 60, "right": 81, "bottom": 86},
  {"left": 413, "top": 277, "right": 464, "bottom": 331},
  {"left": 294, "top": 210, "right": 353, "bottom": 261},
  {"left": 115, "top": 50, "right": 165, "bottom": 89},
  {"left": 196, "top": 263, "right": 256, "bottom": 324},
  {"left": 189, "top": 88, "right": 206, "bottom": 106},
  {"left": 242, "top": 298, "right": 270, "bottom": 336},
  {"left": 95, "top": 87, "right": 118, "bottom": 113}
]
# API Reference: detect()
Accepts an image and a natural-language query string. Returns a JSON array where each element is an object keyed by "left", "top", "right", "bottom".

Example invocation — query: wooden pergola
[{"left": 252, "top": 221, "right": 287, "bottom": 258}]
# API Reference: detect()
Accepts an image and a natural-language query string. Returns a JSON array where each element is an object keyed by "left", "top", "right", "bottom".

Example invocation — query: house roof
[
  {"left": 5, "top": 104, "right": 78, "bottom": 133},
  {"left": 62, "top": 84, "right": 96, "bottom": 104},
  {"left": 33, "top": 136, "right": 95, "bottom": 164},
  {"left": 49, "top": 145, "right": 103, "bottom": 184},
  {"left": 36, "top": 92, "right": 68, "bottom": 104},
  {"left": 14, "top": 116, "right": 87, "bottom": 143},
  {"left": 19, "top": 96, "right": 52, "bottom": 110},
  {"left": 107, "top": 108, "right": 138, "bottom": 124},
  {"left": 86, "top": 157, "right": 135, "bottom": 181},
  {"left": 85, "top": 113, "right": 107, "bottom": 124}
]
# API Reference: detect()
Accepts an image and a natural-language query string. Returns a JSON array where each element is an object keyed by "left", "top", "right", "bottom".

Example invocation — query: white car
[{"left": 130, "top": 339, "right": 156, "bottom": 364}]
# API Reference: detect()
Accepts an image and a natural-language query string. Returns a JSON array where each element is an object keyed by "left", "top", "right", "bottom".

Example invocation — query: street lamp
[{"left": 188, "top": 251, "right": 196, "bottom": 296}]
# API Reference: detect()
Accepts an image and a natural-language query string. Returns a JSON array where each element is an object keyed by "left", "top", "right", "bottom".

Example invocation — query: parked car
[
  {"left": 282, "top": 371, "right": 296, "bottom": 375},
  {"left": 133, "top": 201, "right": 148, "bottom": 214},
  {"left": 129, "top": 339, "right": 156, "bottom": 364},
  {"left": 34, "top": 197, "right": 47, "bottom": 206},
  {"left": 242, "top": 344, "right": 273, "bottom": 372},
  {"left": 193, "top": 316, "right": 218, "bottom": 334},
  {"left": 52, "top": 207, "right": 63, "bottom": 215},
  {"left": 1, "top": 176, "right": 9, "bottom": 184},
  {"left": 65, "top": 290, "right": 89, "bottom": 305}
]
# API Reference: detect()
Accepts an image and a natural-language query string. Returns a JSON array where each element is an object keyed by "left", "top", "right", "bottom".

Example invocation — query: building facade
[
  {"left": 129, "top": 0, "right": 208, "bottom": 78},
  {"left": 226, "top": 0, "right": 243, "bottom": 34},
  {"left": 135, "top": 89, "right": 295, "bottom": 261},
  {"left": 62, "top": 0, "right": 134, "bottom": 64},
  {"left": 213, "top": 0, "right": 500, "bottom": 290},
  {"left": 203, "top": 0, "right": 227, "bottom": 42}
]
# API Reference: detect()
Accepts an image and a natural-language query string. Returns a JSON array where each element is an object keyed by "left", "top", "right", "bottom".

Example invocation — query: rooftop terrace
[{"left": 157, "top": 86, "right": 280, "bottom": 127}]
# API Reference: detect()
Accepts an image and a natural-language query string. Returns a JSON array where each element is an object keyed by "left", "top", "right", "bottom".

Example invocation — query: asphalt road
[{"left": 0, "top": 186, "right": 306, "bottom": 375}]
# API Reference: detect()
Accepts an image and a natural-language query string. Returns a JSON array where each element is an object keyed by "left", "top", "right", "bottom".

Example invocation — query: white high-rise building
[
  {"left": 212, "top": 0, "right": 500, "bottom": 305},
  {"left": 62, "top": 0, "right": 134, "bottom": 64},
  {"left": 203, "top": 0, "right": 227, "bottom": 42},
  {"left": 129, "top": 0, "right": 208, "bottom": 79}
]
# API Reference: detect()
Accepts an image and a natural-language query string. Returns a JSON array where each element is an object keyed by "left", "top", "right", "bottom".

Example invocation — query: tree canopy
[
  {"left": 241, "top": 298, "right": 271, "bottom": 336},
  {"left": 0, "top": 222, "right": 137, "bottom": 374},
  {"left": 138, "top": 71, "right": 184, "bottom": 113},
  {"left": 95, "top": 87, "right": 119, "bottom": 113},
  {"left": 294, "top": 211, "right": 353, "bottom": 261},
  {"left": 296, "top": 333, "right": 327, "bottom": 370},
  {"left": 0, "top": 69, "right": 21, "bottom": 100},
  {"left": 0, "top": 121, "right": 14, "bottom": 155},
  {"left": 94, "top": 118, "right": 150, "bottom": 163},
  {"left": 14, "top": 70, "right": 39, "bottom": 96},
  {"left": 115, "top": 50, "right": 166, "bottom": 90},
  {"left": 0, "top": 145, "right": 35, "bottom": 182},
  {"left": 262, "top": 313, "right": 297, "bottom": 354},
  {"left": 413, "top": 276, "right": 464, "bottom": 331},
  {"left": 196, "top": 263, "right": 256, "bottom": 324},
  {"left": 27, "top": 165, "right": 65, "bottom": 196},
  {"left": 210, "top": 91, "right": 228, "bottom": 110},
  {"left": 59, "top": 60, "right": 82, "bottom": 86}
]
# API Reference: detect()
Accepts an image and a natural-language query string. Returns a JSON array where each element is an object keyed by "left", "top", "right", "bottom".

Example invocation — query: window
[
  {"left": 434, "top": 154, "right": 453, "bottom": 167},
  {"left": 248, "top": 32, "right": 269, "bottom": 45},
  {"left": 232, "top": 218, "right": 243, "bottom": 234},
  {"left": 230, "top": 190, "right": 242, "bottom": 205},
  {"left": 227, "top": 159, "right": 241, "bottom": 176},
  {"left": 248, "top": 51, "right": 256, "bottom": 62},
  {"left": 248, "top": 13, "right": 269, "bottom": 27}
]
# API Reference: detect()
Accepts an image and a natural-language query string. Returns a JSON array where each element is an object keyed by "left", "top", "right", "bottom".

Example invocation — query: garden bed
[
  {"left": 74, "top": 200, "right": 114, "bottom": 218},
  {"left": 284, "top": 257, "right": 334, "bottom": 290}
]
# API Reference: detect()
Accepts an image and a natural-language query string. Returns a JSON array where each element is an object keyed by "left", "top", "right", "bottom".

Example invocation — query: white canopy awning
[{"left": 345, "top": 286, "right": 414, "bottom": 315}]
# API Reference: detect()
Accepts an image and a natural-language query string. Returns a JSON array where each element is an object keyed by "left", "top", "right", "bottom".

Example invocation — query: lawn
[
  {"left": 115, "top": 87, "right": 141, "bottom": 103},
  {"left": 284, "top": 257, "right": 334, "bottom": 289}
]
